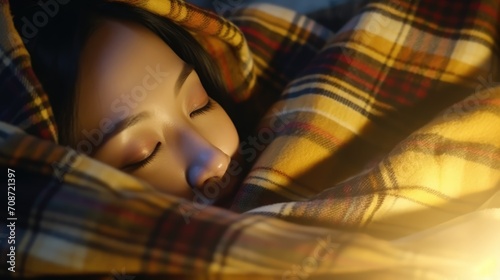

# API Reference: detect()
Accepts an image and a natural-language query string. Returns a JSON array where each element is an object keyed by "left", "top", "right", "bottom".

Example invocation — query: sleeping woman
[
  {"left": 8, "top": 2, "right": 500, "bottom": 269},
  {"left": 20, "top": 1, "right": 249, "bottom": 205}
]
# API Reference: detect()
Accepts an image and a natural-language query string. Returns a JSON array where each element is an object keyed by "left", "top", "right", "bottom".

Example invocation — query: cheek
[
  {"left": 198, "top": 108, "right": 239, "bottom": 156},
  {"left": 220, "top": 116, "right": 239, "bottom": 157}
]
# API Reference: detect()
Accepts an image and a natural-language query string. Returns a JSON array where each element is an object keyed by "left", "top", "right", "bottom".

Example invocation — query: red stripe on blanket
[
  {"left": 472, "top": 1, "right": 498, "bottom": 19},
  {"left": 247, "top": 41, "right": 271, "bottom": 61},
  {"left": 239, "top": 26, "right": 281, "bottom": 50},
  {"left": 318, "top": 63, "right": 390, "bottom": 100},
  {"left": 408, "top": 140, "right": 500, "bottom": 162},
  {"left": 286, "top": 121, "right": 342, "bottom": 146}
]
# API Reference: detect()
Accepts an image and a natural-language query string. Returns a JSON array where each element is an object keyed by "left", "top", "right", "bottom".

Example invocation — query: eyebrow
[
  {"left": 90, "top": 111, "right": 151, "bottom": 155},
  {"left": 88, "top": 63, "right": 191, "bottom": 154},
  {"left": 175, "top": 62, "right": 193, "bottom": 96}
]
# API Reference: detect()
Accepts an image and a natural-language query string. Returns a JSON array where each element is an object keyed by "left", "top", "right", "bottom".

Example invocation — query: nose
[{"left": 184, "top": 132, "right": 230, "bottom": 190}]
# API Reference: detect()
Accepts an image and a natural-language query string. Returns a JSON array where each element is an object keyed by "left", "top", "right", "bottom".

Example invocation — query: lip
[
  {"left": 195, "top": 177, "right": 221, "bottom": 200},
  {"left": 193, "top": 157, "right": 243, "bottom": 207},
  {"left": 212, "top": 175, "right": 240, "bottom": 208},
  {"left": 202, "top": 177, "right": 221, "bottom": 189},
  {"left": 202, "top": 175, "right": 234, "bottom": 202}
]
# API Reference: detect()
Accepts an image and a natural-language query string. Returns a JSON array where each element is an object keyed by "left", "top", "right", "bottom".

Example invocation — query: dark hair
[{"left": 13, "top": 0, "right": 235, "bottom": 146}]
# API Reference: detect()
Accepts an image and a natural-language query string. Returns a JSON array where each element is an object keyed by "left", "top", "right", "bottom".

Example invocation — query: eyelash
[
  {"left": 123, "top": 100, "right": 214, "bottom": 172},
  {"left": 190, "top": 99, "right": 214, "bottom": 118},
  {"left": 123, "top": 142, "right": 161, "bottom": 172}
]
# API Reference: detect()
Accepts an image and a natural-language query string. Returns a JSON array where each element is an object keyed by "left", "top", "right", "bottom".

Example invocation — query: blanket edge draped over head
[{"left": 0, "top": 0, "right": 499, "bottom": 279}]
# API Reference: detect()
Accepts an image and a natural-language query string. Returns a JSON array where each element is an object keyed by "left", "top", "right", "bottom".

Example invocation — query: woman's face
[{"left": 74, "top": 19, "right": 239, "bottom": 202}]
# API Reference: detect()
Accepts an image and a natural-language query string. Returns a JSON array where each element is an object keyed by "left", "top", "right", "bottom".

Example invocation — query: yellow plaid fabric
[
  {"left": 229, "top": 1, "right": 500, "bottom": 239},
  {"left": 0, "top": 0, "right": 499, "bottom": 279}
]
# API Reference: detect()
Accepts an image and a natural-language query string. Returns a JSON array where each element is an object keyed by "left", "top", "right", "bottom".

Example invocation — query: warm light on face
[{"left": 74, "top": 19, "right": 239, "bottom": 202}]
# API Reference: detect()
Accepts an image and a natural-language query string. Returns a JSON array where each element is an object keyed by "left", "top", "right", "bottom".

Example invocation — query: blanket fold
[
  {"left": 0, "top": 0, "right": 499, "bottom": 279},
  {"left": 229, "top": 0, "right": 500, "bottom": 236}
]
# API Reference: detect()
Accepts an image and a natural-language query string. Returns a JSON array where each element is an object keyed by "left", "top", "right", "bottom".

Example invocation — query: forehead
[
  {"left": 75, "top": 19, "right": 180, "bottom": 137},
  {"left": 77, "top": 19, "right": 180, "bottom": 103}
]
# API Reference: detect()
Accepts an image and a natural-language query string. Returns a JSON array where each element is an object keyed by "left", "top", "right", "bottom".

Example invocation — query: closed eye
[
  {"left": 121, "top": 99, "right": 214, "bottom": 172},
  {"left": 122, "top": 142, "right": 161, "bottom": 172},
  {"left": 190, "top": 99, "right": 215, "bottom": 118}
]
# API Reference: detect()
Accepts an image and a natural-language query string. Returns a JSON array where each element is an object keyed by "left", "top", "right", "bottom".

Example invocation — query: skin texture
[{"left": 75, "top": 19, "right": 239, "bottom": 202}]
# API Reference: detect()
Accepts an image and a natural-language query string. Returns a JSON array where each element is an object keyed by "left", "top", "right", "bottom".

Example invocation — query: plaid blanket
[
  {"left": 227, "top": 0, "right": 500, "bottom": 238},
  {"left": 1, "top": 0, "right": 499, "bottom": 279}
]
